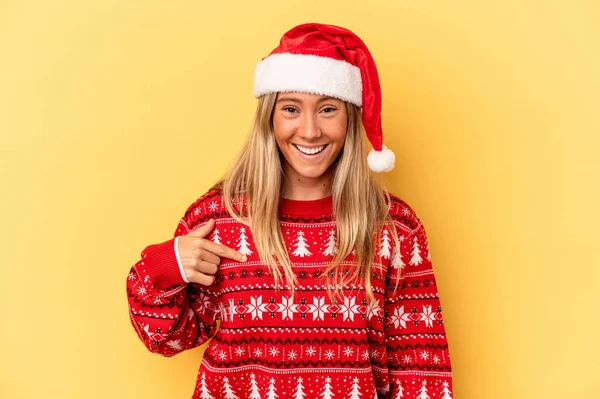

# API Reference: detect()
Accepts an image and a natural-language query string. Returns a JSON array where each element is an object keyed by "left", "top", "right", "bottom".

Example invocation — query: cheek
[
  {"left": 331, "top": 119, "right": 348, "bottom": 143},
  {"left": 272, "top": 115, "right": 294, "bottom": 143}
]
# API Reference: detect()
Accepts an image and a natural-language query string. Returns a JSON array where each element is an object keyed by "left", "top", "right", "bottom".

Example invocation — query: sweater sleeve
[
  {"left": 379, "top": 213, "right": 454, "bottom": 398},
  {"left": 125, "top": 208, "right": 220, "bottom": 357}
]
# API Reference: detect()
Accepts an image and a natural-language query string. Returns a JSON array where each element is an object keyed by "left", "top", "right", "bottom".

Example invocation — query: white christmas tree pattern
[
  {"left": 417, "top": 380, "right": 429, "bottom": 399},
  {"left": 320, "top": 376, "right": 334, "bottom": 399},
  {"left": 248, "top": 373, "right": 262, "bottom": 399},
  {"left": 392, "top": 381, "right": 404, "bottom": 399},
  {"left": 348, "top": 377, "right": 362, "bottom": 399},
  {"left": 166, "top": 339, "right": 182, "bottom": 351},
  {"left": 410, "top": 236, "right": 423, "bottom": 266},
  {"left": 197, "top": 372, "right": 216, "bottom": 399},
  {"left": 212, "top": 228, "right": 222, "bottom": 244},
  {"left": 322, "top": 229, "right": 337, "bottom": 256},
  {"left": 379, "top": 228, "right": 392, "bottom": 259},
  {"left": 237, "top": 227, "right": 253, "bottom": 256},
  {"left": 292, "top": 231, "right": 312, "bottom": 257},
  {"left": 266, "top": 378, "right": 278, "bottom": 399},
  {"left": 222, "top": 376, "right": 240, "bottom": 399},
  {"left": 390, "top": 240, "right": 405, "bottom": 270},
  {"left": 441, "top": 381, "right": 453, "bottom": 399},
  {"left": 293, "top": 377, "right": 306, "bottom": 399}
]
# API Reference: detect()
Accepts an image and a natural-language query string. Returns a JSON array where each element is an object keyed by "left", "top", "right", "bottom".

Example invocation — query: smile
[{"left": 293, "top": 144, "right": 327, "bottom": 155}]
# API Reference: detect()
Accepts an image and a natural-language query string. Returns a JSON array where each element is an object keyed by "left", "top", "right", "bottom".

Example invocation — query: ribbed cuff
[
  {"left": 143, "top": 238, "right": 188, "bottom": 290},
  {"left": 174, "top": 236, "right": 190, "bottom": 283}
]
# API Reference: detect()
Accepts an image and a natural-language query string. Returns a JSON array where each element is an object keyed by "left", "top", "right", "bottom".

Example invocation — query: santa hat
[{"left": 253, "top": 23, "right": 395, "bottom": 172}]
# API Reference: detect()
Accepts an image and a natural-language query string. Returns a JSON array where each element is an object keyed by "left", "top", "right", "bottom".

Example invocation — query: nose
[{"left": 299, "top": 113, "right": 322, "bottom": 140}]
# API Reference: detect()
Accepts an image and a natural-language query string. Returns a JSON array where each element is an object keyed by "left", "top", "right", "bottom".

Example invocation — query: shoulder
[
  {"left": 179, "top": 187, "right": 229, "bottom": 232},
  {"left": 383, "top": 190, "right": 423, "bottom": 233}
]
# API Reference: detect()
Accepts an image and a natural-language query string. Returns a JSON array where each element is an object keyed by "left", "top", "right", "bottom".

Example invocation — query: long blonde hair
[{"left": 212, "top": 92, "right": 400, "bottom": 305}]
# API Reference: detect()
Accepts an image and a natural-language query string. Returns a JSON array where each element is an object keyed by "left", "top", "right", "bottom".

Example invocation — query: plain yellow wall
[{"left": 1, "top": 1, "right": 599, "bottom": 398}]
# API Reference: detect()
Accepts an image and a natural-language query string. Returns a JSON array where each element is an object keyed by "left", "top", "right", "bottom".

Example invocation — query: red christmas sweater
[{"left": 126, "top": 188, "right": 453, "bottom": 399}]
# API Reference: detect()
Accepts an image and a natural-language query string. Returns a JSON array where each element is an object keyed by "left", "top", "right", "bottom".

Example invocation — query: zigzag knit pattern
[{"left": 126, "top": 189, "right": 453, "bottom": 399}]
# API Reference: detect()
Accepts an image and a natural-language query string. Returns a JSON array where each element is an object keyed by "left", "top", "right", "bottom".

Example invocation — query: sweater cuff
[
  {"left": 143, "top": 237, "right": 189, "bottom": 290},
  {"left": 174, "top": 236, "right": 190, "bottom": 284}
]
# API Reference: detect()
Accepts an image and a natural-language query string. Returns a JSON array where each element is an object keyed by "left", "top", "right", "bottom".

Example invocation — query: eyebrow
[{"left": 276, "top": 96, "right": 339, "bottom": 104}]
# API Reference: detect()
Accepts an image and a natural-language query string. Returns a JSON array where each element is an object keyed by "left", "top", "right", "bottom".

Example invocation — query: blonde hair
[{"left": 212, "top": 92, "right": 401, "bottom": 305}]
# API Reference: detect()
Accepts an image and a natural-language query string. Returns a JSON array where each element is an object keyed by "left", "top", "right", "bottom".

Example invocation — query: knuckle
[{"left": 199, "top": 274, "right": 214, "bottom": 286}]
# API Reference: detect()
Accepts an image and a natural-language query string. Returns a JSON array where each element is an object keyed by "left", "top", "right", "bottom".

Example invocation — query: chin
[{"left": 290, "top": 164, "right": 331, "bottom": 180}]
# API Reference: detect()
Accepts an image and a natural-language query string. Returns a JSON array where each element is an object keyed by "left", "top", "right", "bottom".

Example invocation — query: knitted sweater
[{"left": 126, "top": 189, "right": 453, "bottom": 399}]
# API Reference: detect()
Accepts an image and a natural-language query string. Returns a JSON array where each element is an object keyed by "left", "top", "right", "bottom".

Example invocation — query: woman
[{"left": 126, "top": 23, "right": 453, "bottom": 399}]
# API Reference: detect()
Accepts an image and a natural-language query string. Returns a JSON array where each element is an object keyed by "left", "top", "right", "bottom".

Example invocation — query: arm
[
  {"left": 383, "top": 215, "right": 453, "bottom": 398},
  {"left": 126, "top": 215, "right": 220, "bottom": 357}
]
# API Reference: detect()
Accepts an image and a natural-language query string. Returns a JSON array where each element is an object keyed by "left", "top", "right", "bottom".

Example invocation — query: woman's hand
[{"left": 177, "top": 219, "right": 247, "bottom": 286}]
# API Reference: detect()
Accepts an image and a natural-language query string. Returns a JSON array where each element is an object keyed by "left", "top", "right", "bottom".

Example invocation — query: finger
[
  {"left": 195, "top": 260, "right": 219, "bottom": 276},
  {"left": 189, "top": 272, "right": 214, "bottom": 286},
  {"left": 194, "top": 247, "right": 221, "bottom": 265},
  {"left": 184, "top": 257, "right": 218, "bottom": 275},
  {"left": 202, "top": 239, "right": 247, "bottom": 262},
  {"left": 186, "top": 219, "right": 216, "bottom": 238}
]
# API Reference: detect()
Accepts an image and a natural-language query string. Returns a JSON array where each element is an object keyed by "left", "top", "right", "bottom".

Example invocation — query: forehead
[{"left": 276, "top": 92, "right": 344, "bottom": 104}]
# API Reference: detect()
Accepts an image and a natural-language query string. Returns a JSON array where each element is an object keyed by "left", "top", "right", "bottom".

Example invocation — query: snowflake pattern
[
  {"left": 235, "top": 347, "right": 245, "bottom": 357},
  {"left": 127, "top": 192, "right": 453, "bottom": 397},
  {"left": 339, "top": 295, "right": 361, "bottom": 321},
  {"left": 278, "top": 296, "right": 298, "bottom": 320},
  {"left": 420, "top": 305, "right": 437, "bottom": 328}
]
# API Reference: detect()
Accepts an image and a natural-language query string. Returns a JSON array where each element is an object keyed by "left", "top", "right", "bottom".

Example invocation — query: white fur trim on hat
[
  {"left": 367, "top": 145, "right": 395, "bottom": 172},
  {"left": 254, "top": 52, "right": 363, "bottom": 106}
]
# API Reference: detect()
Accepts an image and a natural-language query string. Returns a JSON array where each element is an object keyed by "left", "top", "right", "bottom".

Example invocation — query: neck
[{"left": 281, "top": 163, "right": 334, "bottom": 200}]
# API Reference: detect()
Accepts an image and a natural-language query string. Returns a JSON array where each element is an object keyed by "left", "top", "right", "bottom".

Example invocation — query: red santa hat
[{"left": 253, "top": 22, "right": 395, "bottom": 172}]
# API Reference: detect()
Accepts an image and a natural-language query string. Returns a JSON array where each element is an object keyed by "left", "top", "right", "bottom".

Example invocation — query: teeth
[{"left": 295, "top": 144, "right": 326, "bottom": 155}]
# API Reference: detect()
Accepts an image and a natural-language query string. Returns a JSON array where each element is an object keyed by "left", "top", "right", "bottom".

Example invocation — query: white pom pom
[{"left": 367, "top": 145, "right": 395, "bottom": 172}]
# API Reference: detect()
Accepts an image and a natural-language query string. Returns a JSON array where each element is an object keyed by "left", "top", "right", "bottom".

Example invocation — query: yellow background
[{"left": 1, "top": 1, "right": 599, "bottom": 398}]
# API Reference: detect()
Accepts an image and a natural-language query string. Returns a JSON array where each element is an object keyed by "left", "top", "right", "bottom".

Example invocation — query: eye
[
  {"left": 283, "top": 106, "right": 297, "bottom": 113},
  {"left": 322, "top": 107, "right": 337, "bottom": 113}
]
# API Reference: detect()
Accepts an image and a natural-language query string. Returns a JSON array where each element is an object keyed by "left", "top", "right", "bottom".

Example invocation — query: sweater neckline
[{"left": 278, "top": 195, "right": 333, "bottom": 217}]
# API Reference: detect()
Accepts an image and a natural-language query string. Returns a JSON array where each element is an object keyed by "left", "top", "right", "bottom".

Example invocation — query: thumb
[{"left": 187, "top": 218, "right": 216, "bottom": 238}]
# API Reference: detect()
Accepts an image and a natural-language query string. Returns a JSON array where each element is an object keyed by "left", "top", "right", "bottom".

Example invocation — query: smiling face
[{"left": 272, "top": 92, "right": 348, "bottom": 193}]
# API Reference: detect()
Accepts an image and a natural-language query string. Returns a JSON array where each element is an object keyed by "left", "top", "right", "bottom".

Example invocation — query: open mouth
[{"left": 293, "top": 144, "right": 328, "bottom": 155}]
